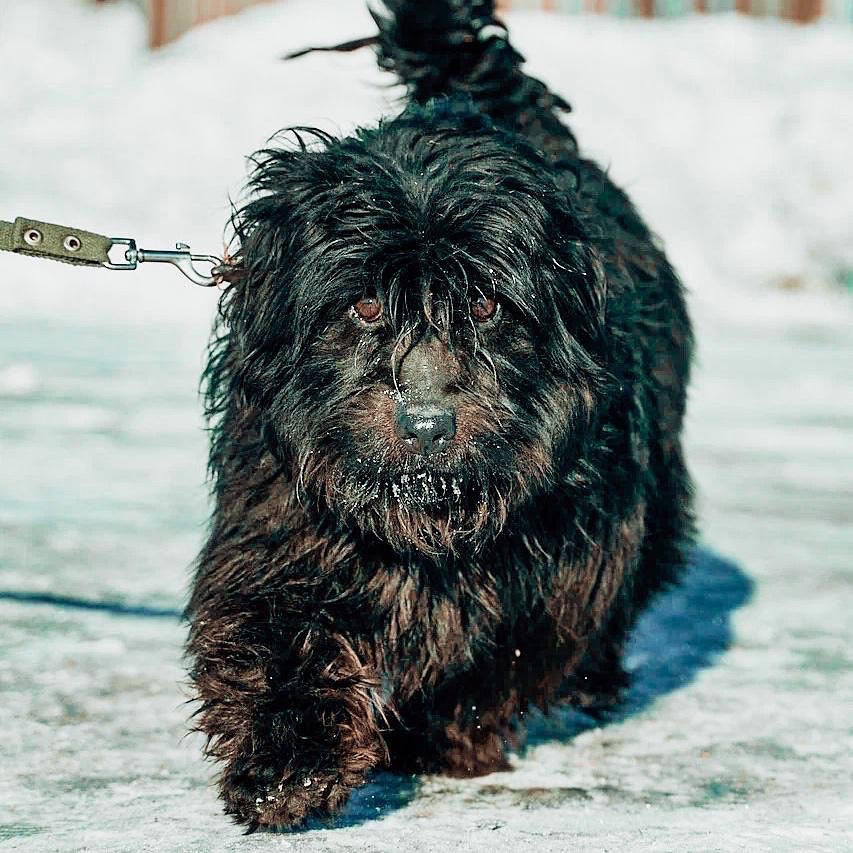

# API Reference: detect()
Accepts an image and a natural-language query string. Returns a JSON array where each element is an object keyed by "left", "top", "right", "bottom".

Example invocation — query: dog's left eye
[
  {"left": 351, "top": 297, "right": 383, "bottom": 324},
  {"left": 471, "top": 295, "right": 499, "bottom": 323}
]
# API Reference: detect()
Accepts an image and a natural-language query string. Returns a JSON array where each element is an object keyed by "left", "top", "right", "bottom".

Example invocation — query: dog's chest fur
[
  {"left": 349, "top": 503, "right": 645, "bottom": 707},
  {"left": 359, "top": 555, "right": 505, "bottom": 694}
]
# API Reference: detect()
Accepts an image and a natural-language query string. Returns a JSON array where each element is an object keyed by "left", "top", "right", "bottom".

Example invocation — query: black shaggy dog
[{"left": 187, "top": 0, "right": 693, "bottom": 831}]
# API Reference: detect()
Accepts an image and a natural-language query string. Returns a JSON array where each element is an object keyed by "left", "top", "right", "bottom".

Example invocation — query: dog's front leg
[{"left": 188, "top": 594, "right": 387, "bottom": 830}]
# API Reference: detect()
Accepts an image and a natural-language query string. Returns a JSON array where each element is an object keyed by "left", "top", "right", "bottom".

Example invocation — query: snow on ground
[{"left": 1, "top": 1, "right": 851, "bottom": 850}]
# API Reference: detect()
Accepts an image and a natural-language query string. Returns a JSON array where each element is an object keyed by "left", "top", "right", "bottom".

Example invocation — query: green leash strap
[{"left": 0, "top": 217, "right": 113, "bottom": 267}]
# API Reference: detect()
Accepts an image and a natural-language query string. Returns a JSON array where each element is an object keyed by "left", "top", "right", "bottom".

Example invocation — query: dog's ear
[
  {"left": 239, "top": 153, "right": 318, "bottom": 278},
  {"left": 560, "top": 241, "right": 607, "bottom": 361},
  {"left": 219, "top": 133, "right": 374, "bottom": 418},
  {"left": 225, "top": 140, "right": 341, "bottom": 331},
  {"left": 579, "top": 244, "right": 608, "bottom": 346},
  {"left": 234, "top": 129, "right": 342, "bottom": 280},
  {"left": 547, "top": 225, "right": 608, "bottom": 361}
]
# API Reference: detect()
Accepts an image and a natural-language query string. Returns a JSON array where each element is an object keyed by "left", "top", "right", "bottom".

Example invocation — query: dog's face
[{"left": 220, "top": 107, "right": 608, "bottom": 554}]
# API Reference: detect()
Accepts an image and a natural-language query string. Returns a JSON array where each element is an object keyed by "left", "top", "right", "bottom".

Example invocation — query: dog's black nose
[{"left": 395, "top": 404, "right": 456, "bottom": 455}]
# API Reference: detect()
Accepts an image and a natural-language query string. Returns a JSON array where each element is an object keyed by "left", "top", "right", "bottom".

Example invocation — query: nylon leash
[{"left": 0, "top": 216, "right": 222, "bottom": 287}]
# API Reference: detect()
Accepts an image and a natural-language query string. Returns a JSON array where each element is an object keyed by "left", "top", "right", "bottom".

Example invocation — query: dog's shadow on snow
[
  {"left": 304, "top": 545, "right": 754, "bottom": 831},
  {"left": 521, "top": 545, "right": 754, "bottom": 749}
]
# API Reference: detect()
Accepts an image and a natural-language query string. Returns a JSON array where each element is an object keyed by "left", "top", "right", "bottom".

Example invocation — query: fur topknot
[{"left": 373, "top": 0, "right": 576, "bottom": 156}]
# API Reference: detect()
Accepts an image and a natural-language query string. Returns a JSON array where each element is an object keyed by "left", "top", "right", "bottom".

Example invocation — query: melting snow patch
[{"left": 0, "top": 363, "right": 39, "bottom": 396}]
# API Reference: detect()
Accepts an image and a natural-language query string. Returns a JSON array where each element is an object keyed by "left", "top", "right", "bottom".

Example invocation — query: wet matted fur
[{"left": 187, "top": 0, "right": 694, "bottom": 831}]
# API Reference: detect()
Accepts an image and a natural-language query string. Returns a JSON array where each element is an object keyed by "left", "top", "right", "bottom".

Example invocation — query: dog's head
[{"left": 213, "top": 102, "right": 609, "bottom": 554}]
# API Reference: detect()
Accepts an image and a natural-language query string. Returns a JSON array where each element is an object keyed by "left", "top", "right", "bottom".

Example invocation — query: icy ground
[{"left": 1, "top": 1, "right": 852, "bottom": 850}]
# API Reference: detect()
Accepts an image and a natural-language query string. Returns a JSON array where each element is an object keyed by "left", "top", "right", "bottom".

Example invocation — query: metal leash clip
[{"left": 104, "top": 238, "right": 222, "bottom": 287}]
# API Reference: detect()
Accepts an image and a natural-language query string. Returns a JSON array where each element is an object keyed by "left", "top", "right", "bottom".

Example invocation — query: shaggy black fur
[{"left": 187, "top": 0, "right": 694, "bottom": 831}]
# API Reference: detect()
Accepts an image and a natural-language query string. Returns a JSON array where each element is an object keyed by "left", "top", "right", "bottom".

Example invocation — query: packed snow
[{"left": 1, "top": 1, "right": 851, "bottom": 850}]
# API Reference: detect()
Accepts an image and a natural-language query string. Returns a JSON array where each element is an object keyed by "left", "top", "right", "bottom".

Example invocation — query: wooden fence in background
[
  {"left": 142, "top": 0, "right": 275, "bottom": 48},
  {"left": 133, "top": 0, "right": 850, "bottom": 48},
  {"left": 501, "top": 0, "right": 825, "bottom": 20}
]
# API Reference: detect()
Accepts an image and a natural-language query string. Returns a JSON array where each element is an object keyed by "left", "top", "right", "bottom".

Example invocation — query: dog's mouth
[
  {"left": 304, "top": 442, "right": 509, "bottom": 552},
  {"left": 384, "top": 467, "right": 465, "bottom": 508},
  {"left": 352, "top": 447, "right": 474, "bottom": 509}
]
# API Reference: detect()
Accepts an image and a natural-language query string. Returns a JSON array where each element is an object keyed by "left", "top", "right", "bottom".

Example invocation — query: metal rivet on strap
[
  {"left": 63, "top": 234, "right": 82, "bottom": 252},
  {"left": 24, "top": 228, "right": 43, "bottom": 246}
]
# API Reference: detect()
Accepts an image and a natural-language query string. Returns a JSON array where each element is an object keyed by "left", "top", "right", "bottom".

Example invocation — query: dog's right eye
[
  {"left": 471, "top": 295, "right": 499, "bottom": 323},
  {"left": 351, "top": 297, "right": 383, "bottom": 324}
]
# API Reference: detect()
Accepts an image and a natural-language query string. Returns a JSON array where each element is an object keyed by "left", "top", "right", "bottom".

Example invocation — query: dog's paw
[
  {"left": 222, "top": 760, "right": 354, "bottom": 831},
  {"left": 436, "top": 720, "right": 513, "bottom": 778},
  {"left": 562, "top": 666, "right": 630, "bottom": 719}
]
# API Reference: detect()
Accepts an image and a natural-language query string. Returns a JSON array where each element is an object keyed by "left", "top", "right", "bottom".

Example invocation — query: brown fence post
[
  {"left": 786, "top": 0, "right": 823, "bottom": 20},
  {"left": 149, "top": 0, "right": 167, "bottom": 49}
]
